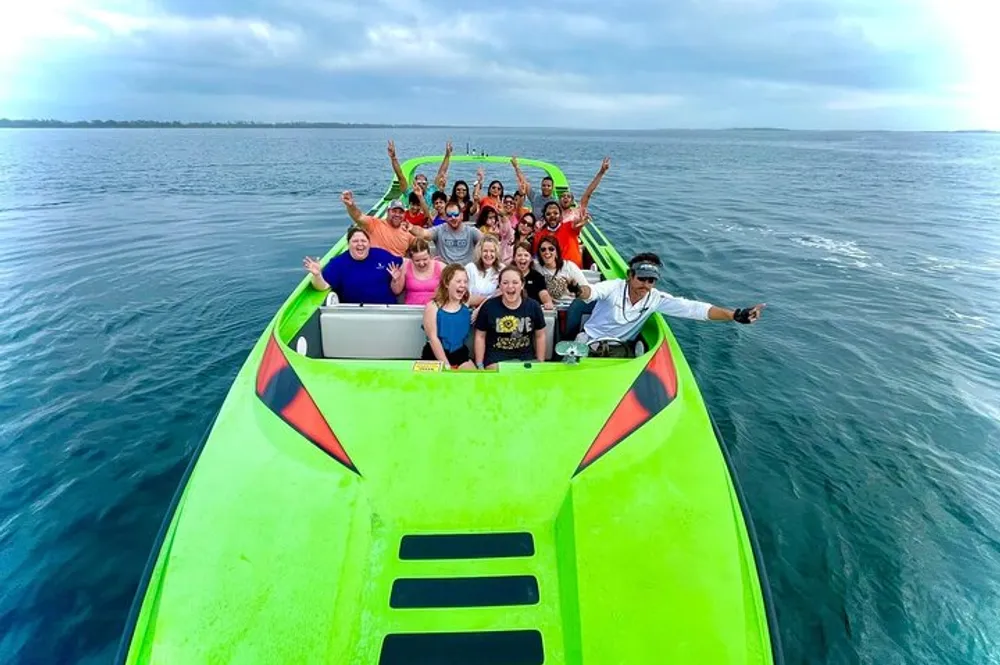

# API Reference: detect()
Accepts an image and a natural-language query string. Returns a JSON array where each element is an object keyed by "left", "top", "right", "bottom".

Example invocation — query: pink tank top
[{"left": 404, "top": 260, "right": 442, "bottom": 305}]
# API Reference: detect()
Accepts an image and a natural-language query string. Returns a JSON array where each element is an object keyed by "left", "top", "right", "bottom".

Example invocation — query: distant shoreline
[
  {"left": 0, "top": 119, "right": 995, "bottom": 133},
  {"left": 0, "top": 119, "right": 451, "bottom": 129}
]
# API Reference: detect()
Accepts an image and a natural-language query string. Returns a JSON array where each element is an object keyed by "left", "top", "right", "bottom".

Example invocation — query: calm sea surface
[{"left": 1, "top": 128, "right": 999, "bottom": 664}]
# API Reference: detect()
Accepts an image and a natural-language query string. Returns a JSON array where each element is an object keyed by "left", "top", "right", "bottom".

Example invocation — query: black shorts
[{"left": 421, "top": 342, "right": 470, "bottom": 366}]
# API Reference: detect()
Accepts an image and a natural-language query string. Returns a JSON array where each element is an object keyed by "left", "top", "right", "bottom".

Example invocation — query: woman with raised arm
[
  {"left": 402, "top": 238, "right": 445, "bottom": 305},
  {"left": 421, "top": 263, "right": 475, "bottom": 369},
  {"left": 472, "top": 167, "right": 504, "bottom": 214},
  {"left": 302, "top": 226, "right": 403, "bottom": 305},
  {"left": 473, "top": 266, "right": 547, "bottom": 369},
  {"left": 465, "top": 235, "right": 503, "bottom": 307}
]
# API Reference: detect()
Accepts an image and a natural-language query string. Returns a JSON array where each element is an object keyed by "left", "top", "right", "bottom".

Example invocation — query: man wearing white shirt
[{"left": 568, "top": 253, "right": 764, "bottom": 345}]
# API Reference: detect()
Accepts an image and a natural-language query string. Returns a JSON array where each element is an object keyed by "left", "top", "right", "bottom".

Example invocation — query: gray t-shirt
[
  {"left": 528, "top": 189, "right": 558, "bottom": 218},
  {"left": 429, "top": 224, "right": 483, "bottom": 265}
]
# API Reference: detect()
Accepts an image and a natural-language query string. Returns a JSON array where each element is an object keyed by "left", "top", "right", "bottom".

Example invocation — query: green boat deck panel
[{"left": 119, "top": 156, "right": 779, "bottom": 665}]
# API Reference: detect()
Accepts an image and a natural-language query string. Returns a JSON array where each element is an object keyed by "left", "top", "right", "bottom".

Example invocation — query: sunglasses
[
  {"left": 635, "top": 276, "right": 656, "bottom": 284},
  {"left": 539, "top": 246, "right": 556, "bottom": 253},
  {"left": 446, "top": 211, "right": 461, "bottom": 218}
]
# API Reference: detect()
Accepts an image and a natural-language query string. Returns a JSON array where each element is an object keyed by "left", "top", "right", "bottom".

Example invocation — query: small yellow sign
[{"left": 412, "top": 360, "right": 444, "bottom": 372}]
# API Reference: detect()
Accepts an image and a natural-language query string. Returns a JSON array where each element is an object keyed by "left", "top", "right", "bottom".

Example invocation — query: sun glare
[
  {"left": 0, "top": 1, "right": 99, "bottom": 64},
  {"left": 927, "top": 0, "right": 1000, "bottom": 129}
]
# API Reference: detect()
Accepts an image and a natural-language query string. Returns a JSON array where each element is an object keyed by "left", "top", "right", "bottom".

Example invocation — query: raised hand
[
  {"left": 387, "top": 140, "right": 397, "bottom": 159},
  {"left": 599, "top": 156, "right": 611, "bottom": 174},
  {"left": 510, "top": 155, "right": 519, "bottom": 167},
  {"left": 341, "top": 190, "right": 355, "bottom": 207},
  {"left": 387, "top": 262, "right": 403, "bottom": 281},
  {"left": 400, "top": 220, "right": 412, "bottom": 234},
  {"left": 476, "top": 167, "right": 485, "bottom": 182},
  {"left": 445, "top": 140, "right": 453, "bottom": 155},
  {"left": 413, "top": 182, "right": 424, "bottom": 197},
  {"left": 303, "top": 256, "right": 322, "bottom": 276}
]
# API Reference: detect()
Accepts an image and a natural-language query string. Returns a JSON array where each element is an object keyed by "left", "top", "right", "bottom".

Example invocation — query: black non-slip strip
[
  {"left": 390, "top": 575, "right": 539, "bottom": 609},
  {"left": 379, "top": 630, "right": 544, "bottom": 665},
  {"left": 399, "top": 532, "right": 534, "bottom": 560}
]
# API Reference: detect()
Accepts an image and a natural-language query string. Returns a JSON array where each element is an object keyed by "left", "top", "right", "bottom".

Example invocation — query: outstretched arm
[
  {"left": 407, "top": 222, "right": 433, "bottom": 241},
  {"left": 579, "top": 156, "right": 610, "bottom": 210},
  {"left": 388, "top": 140, "right": 408, "bottom": 191},
  {"left": 511, "top": 156, "right": 531, "bottom": 196},
  {"left": 435, "top": 141, "right": 452, "bottom": 190},
  {"left": 571, "top": 207, "right": 592, "bottom": 230},
  {"left": 472, "top": 167, "right": 484, "bottom": 202},
  {"left": 303, "top": 256, "right": 330, "bottom": 291},
  {"left": 414, "top": 184, "right": 433, "bottom": 220},
  {"left": 707, "top": 303, "right": 766, "bottom": 322},
  {"left": 657, "top": 295, "right": 766, "bottom": 323},
  {"left": 341, "top": 191, "right": 371, "bottom": 229}
]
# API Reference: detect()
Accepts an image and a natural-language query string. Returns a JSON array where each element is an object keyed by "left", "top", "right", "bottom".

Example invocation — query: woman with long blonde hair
[
  {"left": 421, "top": 263, "right": 475, "bottom": 369},
  {"left": 465, "top": 234, "right": 503, "bottom": 307}
]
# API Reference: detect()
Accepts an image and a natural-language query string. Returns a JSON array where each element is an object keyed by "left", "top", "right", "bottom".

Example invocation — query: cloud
[{"left": 0, "top": 0, "right": 994, "bottom": 129}]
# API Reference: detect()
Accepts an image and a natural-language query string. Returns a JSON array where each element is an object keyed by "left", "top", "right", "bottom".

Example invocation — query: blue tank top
[{"left": 435, "top": 304, "right": 472, "bottom": 352}]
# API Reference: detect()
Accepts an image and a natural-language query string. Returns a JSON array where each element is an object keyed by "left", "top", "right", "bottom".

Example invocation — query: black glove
[{"left": 733, "top": 307, "right": 754, "bottom": 324}]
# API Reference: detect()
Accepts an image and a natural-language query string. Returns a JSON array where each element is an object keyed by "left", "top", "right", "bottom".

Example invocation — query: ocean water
[{"left": 1, "top": 127, "right": 999, "bottom": 664}]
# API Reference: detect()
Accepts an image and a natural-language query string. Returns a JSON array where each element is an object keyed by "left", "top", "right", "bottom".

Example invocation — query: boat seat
[
  {"left": 319, "top": 304, "right": 558, "bottom": 361},
  {"left": 581, "top": 269, "right": 602, "bottom": 284}
]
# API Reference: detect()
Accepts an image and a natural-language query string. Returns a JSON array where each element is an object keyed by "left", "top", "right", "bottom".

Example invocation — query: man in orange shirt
[
  {"left": 535, "top": 201, "right": 587, "bottom": 267},
  {"left": 341, "top": 191, "right": 412, "bottom": 257}
]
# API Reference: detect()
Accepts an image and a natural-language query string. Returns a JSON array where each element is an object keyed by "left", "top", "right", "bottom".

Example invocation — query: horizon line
[{"left": 0, "top": 118, "right": 996, "bottom": 133}]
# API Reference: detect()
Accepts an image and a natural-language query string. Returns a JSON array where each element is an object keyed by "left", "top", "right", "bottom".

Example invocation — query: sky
[{"left": 0, "top": 0, "right": 998, "bottom": 130}]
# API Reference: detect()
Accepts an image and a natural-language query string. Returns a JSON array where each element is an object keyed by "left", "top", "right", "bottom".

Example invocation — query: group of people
[{"left": 303, "top": 141, "right": 764, "bottom": 369}]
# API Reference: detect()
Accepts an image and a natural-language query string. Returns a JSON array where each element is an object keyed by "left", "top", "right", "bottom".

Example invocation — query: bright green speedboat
[{"left": 117, "top": 155, "right": 783, "bottom": 664}]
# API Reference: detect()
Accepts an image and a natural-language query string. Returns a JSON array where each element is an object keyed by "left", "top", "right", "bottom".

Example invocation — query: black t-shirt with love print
[{"left": 474, "top": 297, "right": 546, "bottom": 366}]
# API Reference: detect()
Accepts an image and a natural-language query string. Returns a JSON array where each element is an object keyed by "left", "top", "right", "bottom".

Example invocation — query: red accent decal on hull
[
  {"left": 256, "top": 335, "right": 288, "bottom": 395},
  {"left": 281, "top": 387, "right": 357, "bottom": 472}
]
